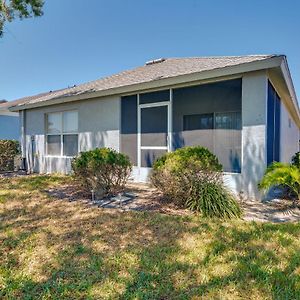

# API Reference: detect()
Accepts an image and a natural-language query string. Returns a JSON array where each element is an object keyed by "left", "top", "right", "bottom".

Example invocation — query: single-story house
[
  {"left": 9, "top": 55, "right": 300, "bottom": 199},
  {"left": 0, "top": 100, "right": 20, "bottom": 140}
]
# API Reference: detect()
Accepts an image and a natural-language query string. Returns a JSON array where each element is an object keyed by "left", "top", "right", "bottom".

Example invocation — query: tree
[{"left": 0, "top": 0, "right": 44, "bottom": 37}]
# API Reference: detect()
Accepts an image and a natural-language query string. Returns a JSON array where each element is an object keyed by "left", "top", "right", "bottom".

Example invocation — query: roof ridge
[{"left": 166, "top": 54, "right": 277, "bottom": 60}]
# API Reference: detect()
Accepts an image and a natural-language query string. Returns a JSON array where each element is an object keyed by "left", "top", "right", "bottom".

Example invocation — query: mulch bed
[
  {"left": 46, "top": 181, "right": 192, "bottom": 216},
  {"left": 2, "top": 172, "right": 300, "bottom": 221}
]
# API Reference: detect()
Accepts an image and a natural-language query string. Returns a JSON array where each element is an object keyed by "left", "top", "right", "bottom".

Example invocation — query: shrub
[
  {"left": 151, "top": 146, "right": 241, "bottom": 219},
  {"left": 186, "top": 172, "right": 242, "bottom": 218},
  {"left": 72, "top": 148, "right": 132, "bottom": 198},
  {"left": 0, "top": 140, "right": 20, "bottom": 171},
  {"left": 153, "top": 146, "right": 222, "bottom": 173},
  {"left": 292, "top": 152, "right": 300, "bottom": 169},
  {"left": 259, "top": 162, "right": 300, "bottom": 206},
  {"left": 151, "top": 147, "right": 222, "bottom": 206}
]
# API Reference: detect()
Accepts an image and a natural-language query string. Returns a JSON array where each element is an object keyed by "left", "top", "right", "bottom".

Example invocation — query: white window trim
[{"left": 45, "top": 111, "right": 79, "bottom": 158}]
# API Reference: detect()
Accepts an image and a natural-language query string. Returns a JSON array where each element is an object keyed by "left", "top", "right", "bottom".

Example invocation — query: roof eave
[
  {"left": 9, "top": 55, "right": 284, "bottom": 112},
  {"left": 0, "top": 109, "right": 19, "bottom": 116},
  {"left": 280, "top": 57, "right": 300, "bottom": 122}
]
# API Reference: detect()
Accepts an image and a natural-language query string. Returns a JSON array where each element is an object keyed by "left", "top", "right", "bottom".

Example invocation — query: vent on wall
[{"left": 145, "top": 58, "right": 166, "bottom": 66}]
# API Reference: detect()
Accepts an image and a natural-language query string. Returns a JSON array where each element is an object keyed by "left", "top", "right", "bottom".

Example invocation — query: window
[
  {"left": 46, "top": 111, "right": 78, "bottom": 156},
  {"left": 183, "top": 113, "right": 213, "bottom": 131}
]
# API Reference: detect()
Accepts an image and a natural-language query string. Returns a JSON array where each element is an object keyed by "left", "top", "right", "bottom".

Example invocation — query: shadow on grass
[{"left": 1, "top": 175, "right": 300, "bottom": 299}]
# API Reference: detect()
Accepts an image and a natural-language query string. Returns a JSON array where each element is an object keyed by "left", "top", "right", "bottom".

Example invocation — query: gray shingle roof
[{"left": 10, "top": 55, "right": 277, "bottom": 108}]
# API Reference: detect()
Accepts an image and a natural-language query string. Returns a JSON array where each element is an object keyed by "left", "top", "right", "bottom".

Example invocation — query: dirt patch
[
  {"left": 5, "top": 173, "right": 300, "bottom": 222},
  {"left": 242, "top": 199, "right": 300, "bottom": 223},
  {"left": 46, "top": 181, "right": 192, "bottom": 216},
  {"left": 0, "top": 170, "right": 27, "bottom": 178}
]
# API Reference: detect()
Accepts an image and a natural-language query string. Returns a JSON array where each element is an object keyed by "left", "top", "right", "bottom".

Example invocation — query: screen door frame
[{"left": 137, "top": 90, "right": 173, "bottom": 169}]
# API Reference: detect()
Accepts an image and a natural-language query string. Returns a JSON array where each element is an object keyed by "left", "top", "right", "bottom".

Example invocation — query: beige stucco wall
[{"left": 24, "top": 95, "right": 120, "bottom": 173}]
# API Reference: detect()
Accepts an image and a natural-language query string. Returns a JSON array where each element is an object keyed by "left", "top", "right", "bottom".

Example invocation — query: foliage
[
  {"left": 185, "top": 172, "right": 242, "bottom": 218},
  {"left": 292, "top": 151, "right": 300, "bottom": 169},
  {"left": 1, "top": 175, "right": 300, "bottom": 299},
  {"left": 259, "top": 162, "right": 300, "bottom": 205},
  {"left": 151, "top": 147, "right": 222, "bottom": 206},
  {"left": 153, "top": 146, "right": 222, "bottom": 173},
  {"left": 0, "top": 0, "right": 44, "bottom": 37},
  {"left": 151, "top": 146, "right": 241, "bottom": 218},
  {"left": 0, "top": 139, "right": 19, "bottom": 171},
  {"left": 72, "top": 148, "right": 132, "bottom": 198}
]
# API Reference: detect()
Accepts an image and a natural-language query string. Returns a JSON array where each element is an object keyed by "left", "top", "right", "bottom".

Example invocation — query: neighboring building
[
  {"left": 9, "top": 55, "right": 300, "bottom": 199},
  {"left": 0, "top": 100, "right": 20, "bottom": 140}
]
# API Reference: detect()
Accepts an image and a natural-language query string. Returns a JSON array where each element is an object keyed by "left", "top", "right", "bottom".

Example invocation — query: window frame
[
  {"left": 45, "top": 110, "right": 79, "bottom": 158},
  {"left": 183, "top": 111, "right": 241, "bottom": 131}
]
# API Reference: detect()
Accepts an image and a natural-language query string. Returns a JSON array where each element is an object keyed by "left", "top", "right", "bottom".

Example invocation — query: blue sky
[{"left": 0, "top": 0, "right": 299, "bottom": 101}]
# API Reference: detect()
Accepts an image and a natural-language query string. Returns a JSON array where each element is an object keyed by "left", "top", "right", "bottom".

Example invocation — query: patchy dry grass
[{"left": 0, "top": 175, "right": 300, "bottom": 299}]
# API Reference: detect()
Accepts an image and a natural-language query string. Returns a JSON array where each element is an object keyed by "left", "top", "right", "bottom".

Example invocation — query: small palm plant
[{"left": 258, "top": 162, "right": 300, "bottom": 206}]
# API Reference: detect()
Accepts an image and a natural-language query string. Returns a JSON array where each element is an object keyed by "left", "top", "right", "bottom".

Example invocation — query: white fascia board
[
  {"left": 10, "top": 56, "right": 283, "bottom": 112},
  {"left": 280, "top": 58, "right": 300, "bottom": 122}
]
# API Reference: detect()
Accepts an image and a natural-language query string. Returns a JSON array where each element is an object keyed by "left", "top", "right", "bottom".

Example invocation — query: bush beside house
[
  {"left": 259, "top": 156, "right": 300, "bottom": 206},
  {"left": 151, "top": 146, "right": 241, "bottom": 219},
  {"left": 0, "top": 140, "right": 19, "bottom": 171},
  {"left": 292, "top": 151, "right": 300, "bottom": 169},
  {"left": 72, "top": 148, "right": 132, "bottom": 198}
]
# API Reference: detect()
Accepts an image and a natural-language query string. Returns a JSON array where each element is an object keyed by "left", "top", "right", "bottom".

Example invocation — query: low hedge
[
  {"left": 151, "top": 146, "right": 223, "bottom": 207},
  {"left": 151, "top": 146, "right": 241, "bottom": 219},
  {"left": 0, "top": 140, "right": 20, "bottom": 171},
  {"left": 72, "top": 148, "right": 132, "bottom": 198}
]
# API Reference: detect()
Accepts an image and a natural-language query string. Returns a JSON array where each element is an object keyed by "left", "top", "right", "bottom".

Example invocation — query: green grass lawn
[{"left": 1, "top": 175, "right": 300, "bottom": 299}]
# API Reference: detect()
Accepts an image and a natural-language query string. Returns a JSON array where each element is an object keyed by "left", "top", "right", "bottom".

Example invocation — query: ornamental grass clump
[
  {"left": 151, "top": 146, "right": 241, "bottom": 219},
  {"left": 72, "top": 148, "right": 132, "bottom": 198}
]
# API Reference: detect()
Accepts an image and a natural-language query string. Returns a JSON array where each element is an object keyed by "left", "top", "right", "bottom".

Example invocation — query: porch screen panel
[
  {"left": 274, "top": 94, "right": 281, "bottom": 161},
  {"left": 214, "top": 112, "right": 242, "bottom": 173},
  {"left": 121, "top": 95, "right": 138, "bottom": 165},
  {"left": 267, "top": 82, "right": 281, "bottom": 165},
  {"left": 141, "top": 106, "right": 168, "bottom": 147},
  {"left": 139, "top": 90, "right": 170, "bottom": 104},
  {"left": 141, "top": 149, "right": 167, "bottom": 168},
  {"left": 173, "top": 79, "right": 242, "bottom": 173}
]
